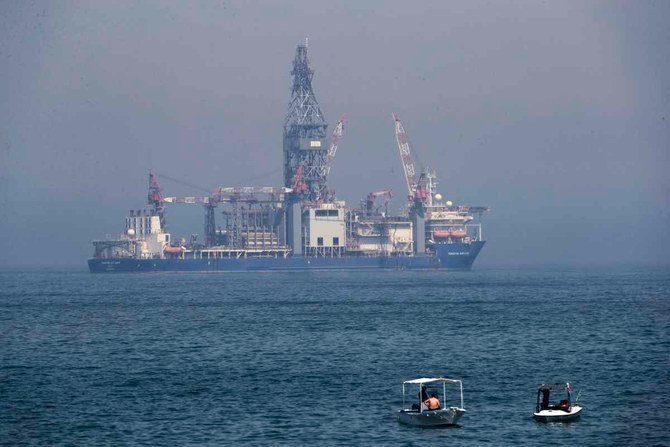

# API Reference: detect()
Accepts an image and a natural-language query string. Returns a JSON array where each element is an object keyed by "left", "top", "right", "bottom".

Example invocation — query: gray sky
[{"left": 1, "top": 0, "right": 668, "bottom": 268}]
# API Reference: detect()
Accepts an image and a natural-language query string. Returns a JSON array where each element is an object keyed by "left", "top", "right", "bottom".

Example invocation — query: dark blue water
[{"left": 1, "top": 267, "right": 668, "bottom": 446}]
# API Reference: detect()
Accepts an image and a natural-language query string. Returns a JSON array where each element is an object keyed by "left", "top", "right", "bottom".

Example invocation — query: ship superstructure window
[
  {"left": 315, "top": 209, "right": 339, "bottom": 217},
  {"left": 317, "top": 237, "right": 324, "bottom": 246},
  {"left": 333, "top": 237, "right": 339, "bottom": 246}
]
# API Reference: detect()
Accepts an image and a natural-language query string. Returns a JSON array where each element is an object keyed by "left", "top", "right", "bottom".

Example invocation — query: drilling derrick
[{"left": 283, "top": 42, "right": 329, "bottom": 202}]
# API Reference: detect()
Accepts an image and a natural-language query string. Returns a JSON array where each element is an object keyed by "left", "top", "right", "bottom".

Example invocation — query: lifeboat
[
  {"left": 433, "top": 229, "right": 467, "bottom": 238},
  {"left": 163, "top": 246, "right": 185, "bottom": 254}
]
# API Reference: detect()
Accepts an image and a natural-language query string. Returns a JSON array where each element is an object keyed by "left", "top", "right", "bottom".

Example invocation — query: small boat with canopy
[
  {"left": 533, "top": 382, "right": 582, "bottom": 422},
  {"left": 397, "top": 377, "right": 466, "bottom": 427}
]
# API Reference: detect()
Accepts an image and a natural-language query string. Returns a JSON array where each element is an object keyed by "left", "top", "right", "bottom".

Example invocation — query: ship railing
[
  {"left": 465, "top": 223, "right": 483, "bottom": 242},
  {"left": 199, "top": 247, "right": 292, "bottom": 259},
  {"left": 304, "top": 246, "right": 344, "bottom": 258}
]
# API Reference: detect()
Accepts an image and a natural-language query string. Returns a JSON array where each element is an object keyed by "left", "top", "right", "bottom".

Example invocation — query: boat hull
[
  {"left": 533, "top": 405, "right": 582, "bottom": 422},
  {"left": 398, "top": 407, "right": 465, "bottom": 427},
  {"left": 88, "top": 241, "right": 485, "bottom": 273}
]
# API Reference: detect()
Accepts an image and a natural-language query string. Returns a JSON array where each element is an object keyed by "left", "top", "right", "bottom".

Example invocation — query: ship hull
[{"left": 88, "top": 242, "right": 484, "bottom": 273}]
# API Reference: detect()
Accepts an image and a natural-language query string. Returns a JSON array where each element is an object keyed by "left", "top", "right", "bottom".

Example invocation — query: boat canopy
[
  {"left": 538, "top": 383, "right": 571, "bottom": 391},
  {"left": 403, "top": 377, "right": 461, "bottom": 385}
]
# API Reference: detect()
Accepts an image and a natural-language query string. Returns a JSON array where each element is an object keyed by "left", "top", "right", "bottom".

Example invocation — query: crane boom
[
  {"left": 393, "top": 113, "right": 418, "bottom": 198},
  {"left": 392, "top": 113, "right": 428, "bottom": 206},
  {"left": 163, "top": 187, "right": 293, "bottom": 205},
  {"left": 213, "top": 186, "right": 293, "bottom": 195},
  {"left": 162, "top": 196, "right": 211, "bottom": 204},
  {"left": 325, "top": 114, "right": 345, "bottom": 176}
]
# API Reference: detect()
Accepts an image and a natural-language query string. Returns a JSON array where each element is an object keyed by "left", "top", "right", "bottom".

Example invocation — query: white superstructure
[{"left": 303, "top": 202, "right": 346, "bottom": 256}]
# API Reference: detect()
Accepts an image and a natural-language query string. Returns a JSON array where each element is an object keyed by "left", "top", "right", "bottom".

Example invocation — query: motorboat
[
  {"left": 397, "top": 377, "right": 466, "bottom": 427},
  {"left": 533, "top": 383, "right": 582, "bottom": 422}
]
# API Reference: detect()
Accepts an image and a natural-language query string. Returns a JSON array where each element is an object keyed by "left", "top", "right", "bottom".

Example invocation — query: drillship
[{"left": 88, "top": 43, "right": 488, "bottom": 273}]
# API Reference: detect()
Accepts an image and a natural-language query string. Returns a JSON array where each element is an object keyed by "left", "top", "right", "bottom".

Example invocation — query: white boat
[
  {"left": 397, "top": 377, "right": 466, "bottom": 427},
  {"left": 533, "top": 383, "right": 582, "bottom": 422}
]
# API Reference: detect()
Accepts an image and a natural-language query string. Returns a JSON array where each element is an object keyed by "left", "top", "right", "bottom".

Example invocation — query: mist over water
[
  {"left": 2, "top": 267, "right": 668, "bottom": 445},
  {"left": 1, "top": 1, "right": 669, "bottom": 267},
  {"left": 1, "top": 3, "right": 669, "bottom": 443}
]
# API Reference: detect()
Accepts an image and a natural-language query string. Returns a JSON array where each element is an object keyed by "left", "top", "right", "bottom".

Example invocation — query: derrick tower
[{"left": 283, "top": 42, "right": 328, "bottom": 202}]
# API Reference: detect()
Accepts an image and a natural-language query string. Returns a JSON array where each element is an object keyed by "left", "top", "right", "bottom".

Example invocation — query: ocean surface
[{"left": 1, "top": 266, "right": 668, "bottom": 446}]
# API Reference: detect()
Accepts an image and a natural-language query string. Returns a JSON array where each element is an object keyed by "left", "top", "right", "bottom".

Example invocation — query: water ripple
[{"left": 0, "top": 267, "right": 668, "bottom": 445}]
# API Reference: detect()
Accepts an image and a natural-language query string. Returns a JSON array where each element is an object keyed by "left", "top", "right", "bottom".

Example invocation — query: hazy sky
[{"left": 1, "top": 0, "right": 668, "bottom": 267}]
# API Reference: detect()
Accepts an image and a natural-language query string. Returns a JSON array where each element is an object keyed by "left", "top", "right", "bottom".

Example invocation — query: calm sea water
[{"left": 1, "top": 267, "right": 668, "bottom": 446}]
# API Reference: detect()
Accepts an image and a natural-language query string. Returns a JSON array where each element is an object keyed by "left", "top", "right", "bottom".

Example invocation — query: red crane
[
  {"left": 392, "top": 113, "right": 428, "bottom": 206},
  {"left": 291, "top": 161, "right": 308, "bottom": 195}
]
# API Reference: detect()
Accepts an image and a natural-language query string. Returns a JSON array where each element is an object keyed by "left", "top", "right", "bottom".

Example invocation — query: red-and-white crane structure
[
  {"left": 325, "top": 114, "right": 345, "bottom": 177},
  {"left": 392, "top": 113, "right": 428, "bottom": 208},
  {"left": 291, "top": 162, "right": 308, "bottom": 196}
]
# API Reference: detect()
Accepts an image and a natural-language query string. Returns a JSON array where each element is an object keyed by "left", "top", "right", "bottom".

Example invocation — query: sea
[{"left": 1, "top": 266, "right": 668, "bottom": 446}]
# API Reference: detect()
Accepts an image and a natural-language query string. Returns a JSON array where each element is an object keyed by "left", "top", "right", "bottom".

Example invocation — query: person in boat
[
  {"left": 421, "top": 385, "right": 429, "bottom": 402},
  {"left": 557, "top": 399, "right": 571, "bottom": 411},
  {"left": 412, "top": 386, "right": 430, "bottom": 411},
  {"left": 540, "top": 388, "right": 571, "bottom": 412},
  {"left": 540, "top": 389, "right": 550, "bottom": 410},
  {"left": 424, "top": 392, "right": 441, "bottom": 410}
]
